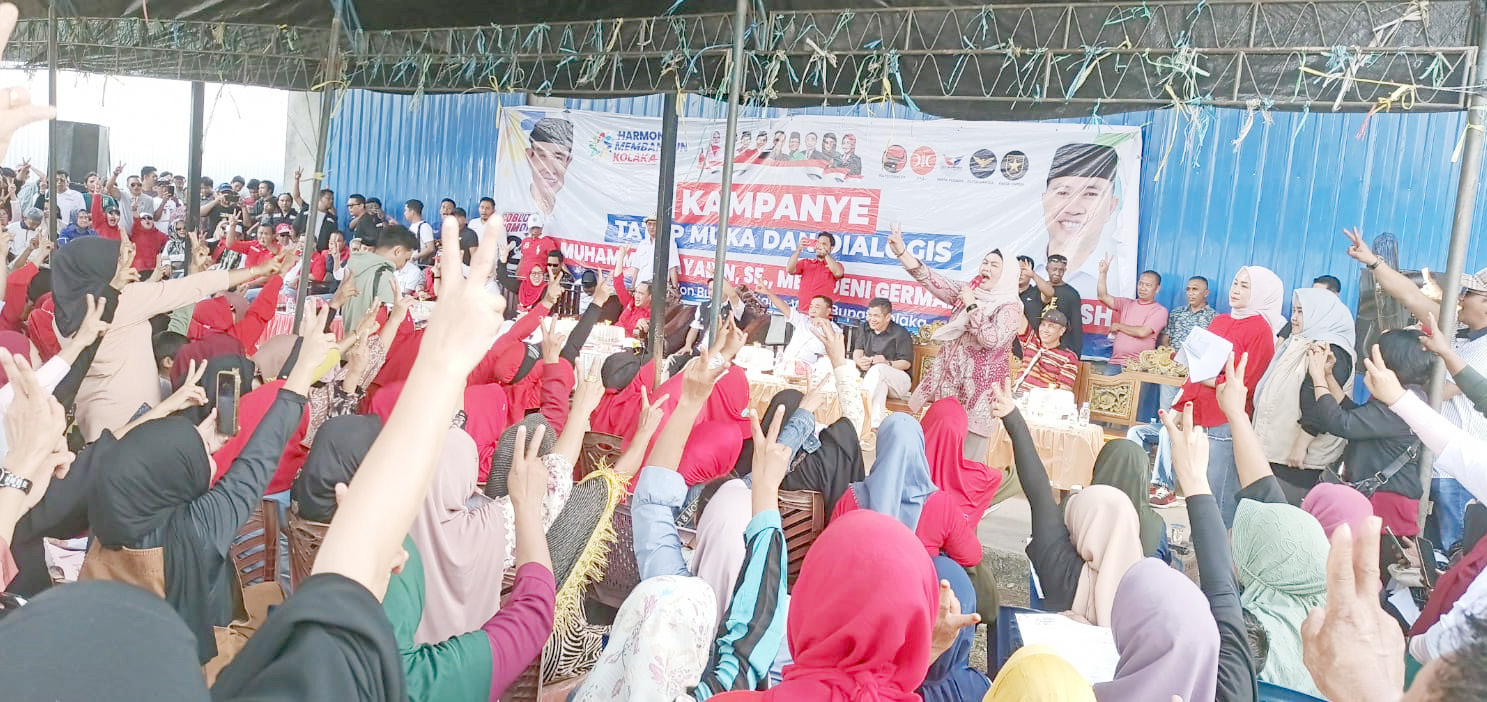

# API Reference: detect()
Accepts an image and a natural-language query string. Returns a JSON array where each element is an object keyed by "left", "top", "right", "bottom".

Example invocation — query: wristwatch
[
  {"left": 1366, "top": 258, "right": 1382, "bottom": 270},
  {"left": 0, "top": 467, "right": 31, "bottom": 494}
]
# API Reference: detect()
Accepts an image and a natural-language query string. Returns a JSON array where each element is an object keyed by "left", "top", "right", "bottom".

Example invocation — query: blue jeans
[
  {"left": 1204, "top": 424, "right": 1239, "bottom": 528},
  {"left": 1433, "top": 477, "right": 1472, "bottom": 553},
  {"left": 1128, "top": 422, "right": 1174, "bottom": 491}
]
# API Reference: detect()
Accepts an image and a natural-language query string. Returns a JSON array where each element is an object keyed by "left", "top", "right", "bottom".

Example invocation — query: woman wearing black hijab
[
  {"left": 80, "top": 306, "right": 333, "bottom": 668},
  {"left": 292, "top": 414, "right": 384, "bottom": 523},
  {"left": 55, "top": 233, "right": 286, "bottom": 442}
]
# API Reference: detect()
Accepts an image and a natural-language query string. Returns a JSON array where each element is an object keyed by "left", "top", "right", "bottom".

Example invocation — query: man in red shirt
[
  {"left": 222, "top": 221, "right": 282, "bottom": 269},
  {"left": 786, "top": 231, "right": 843, "bottom": 313},
  {"left": 517, "top": 213, "right": 561, "bottom": 280}
]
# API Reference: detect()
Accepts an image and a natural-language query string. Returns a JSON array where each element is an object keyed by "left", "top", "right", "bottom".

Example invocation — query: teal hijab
[{"left": 1232, "top": 500, "right": 1329, "bottom": 697}]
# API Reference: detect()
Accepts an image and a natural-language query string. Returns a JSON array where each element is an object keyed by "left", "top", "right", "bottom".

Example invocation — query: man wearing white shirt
[
  {"left": 7, "top": 207, "right": 40, "bottom": 258},
  {"left": 52, "top": 170, "right": 85, "bottom": 226},
  {"left": 468, "top": 197, "right": 497, "bottom": 244},
  {"left": 756, "top": 281, "right": 841, "bottom": 378},
  {"left": 405, "top": 199, "right": 437, "bottom": 265},
  {"left": 626, "top": 215, "right": 681, "bottom": 292}
]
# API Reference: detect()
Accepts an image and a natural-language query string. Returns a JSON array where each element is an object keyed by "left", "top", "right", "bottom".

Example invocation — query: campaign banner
[{"left": 493, "top": 106, "right": 1141, "bottom": 334}]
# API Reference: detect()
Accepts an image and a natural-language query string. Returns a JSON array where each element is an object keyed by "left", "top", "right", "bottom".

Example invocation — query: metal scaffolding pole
[
  {"left": 706, "top": 0, "right": 749, "bottom": 343},
  {"left": 44, "top": 0, "right": 56, "bottom": 238},
  {"left": 649, "top": 90, "right": 679, "bottom": 386},
  {"left": 296, "top": 16, "right": 341, "bottom": 329},
  {"left": 1421, "top": 3, "right": 1487, "bottom": 527},
  {"left": 185, "top": 81, "right": 205, "bottom": 235}
]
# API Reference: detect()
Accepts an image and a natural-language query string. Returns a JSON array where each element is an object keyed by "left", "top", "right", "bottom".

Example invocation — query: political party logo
[
  {"left": 910, "top": 146, "right": 937, "bottom": 175},
  {"left": 588, "top": 129, "right": 665, "bottom": 164},
  {"left": 941, "top": 153, "right": 965, "bottom": 170},
  {"left": 969, "top": 149, "right": 997, "bottom": 179},
  {"left": 1001, "top": 151, "right": 1029, "bottom": 180},
  {"left": 881, "top": 144, "right": 907, "bottom": 174}
]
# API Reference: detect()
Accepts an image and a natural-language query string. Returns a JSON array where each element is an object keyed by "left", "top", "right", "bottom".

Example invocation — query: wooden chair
[
  {"left": 577, "top": 432, "right": 624, "bottom": 479},
  {"left": 1075, "top": 362, "right": 1143, "bottom": 428},
  {"left": 285, "top": 509, "right": 329, "bottom": 589},
  {"left": 778, "top": 489, "right": 827, "bottom": 586},
  {"left": 228, "top": 500, "right": 279, "bottom": 588},
  {"left": 590, "top": 503, "right": 640, "bottom": 610}
]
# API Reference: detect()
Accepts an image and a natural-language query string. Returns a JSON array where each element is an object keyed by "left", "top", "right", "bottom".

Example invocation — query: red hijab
[
  {"left": 518, "top": 278, "right": 545, "bottom": 310},
  {"left": 591, "top": 359, "right": 655, "bottom": 444},
  {"left": 714, "top": 510, "right": 938, "bottom": 702},
  {"left": 170, "top": 333, "right": 246, "bottom": 388},
  {"left": 647, "top": 364, "right": 751, "bottom": 464},
  {"left": 0, "top": 331, "right": 31, "bottom": 381},
  {"left": 921, "top": 397, "right": 1002, "bottom": 522},
  {"left": 25, "top": 294, "right": 59, "bottom": 360},
  {"left": 188, "top": 297, "right": 237, "bottom": 341},
  {"left": 463, "top": 383, "right": 513, "bottom": 482},
  {"left": 368, "top": 379, "right": 404, "bottom": 422},
  {"left": 677, "top": 420, "right": 746, "bottom": 486}
]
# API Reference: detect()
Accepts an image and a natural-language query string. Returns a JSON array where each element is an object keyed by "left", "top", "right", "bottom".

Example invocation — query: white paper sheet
[
  {"left": 1175, "top": 327, "right": 1235, "bottom": 384},
  {"left": 1014, "top": 611, "right": 1120, "bottom": 683}
]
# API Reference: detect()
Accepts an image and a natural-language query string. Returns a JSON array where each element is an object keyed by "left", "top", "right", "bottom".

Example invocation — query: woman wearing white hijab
[
  {"left": 1171, "top": 265, "right": 1285, "bottom": 526},
  {"left": 574, "top": 576, "right": 719, "bottom": 702},
  {"left": 887, "top": 223, "right": 1022, "bottom": 460},
  {"left": 1252, "top": 287, "right": 1357, "bottom": 502}
]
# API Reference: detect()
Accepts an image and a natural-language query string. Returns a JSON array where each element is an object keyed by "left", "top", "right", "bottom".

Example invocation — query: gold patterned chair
[{"left": 1075, "top": 362, "right": 1143, "bottom": 429}]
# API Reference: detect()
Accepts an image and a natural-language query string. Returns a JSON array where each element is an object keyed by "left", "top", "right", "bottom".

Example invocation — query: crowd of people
[{"left": 1, "top": 3, "right": 1487, "bottom": 700}]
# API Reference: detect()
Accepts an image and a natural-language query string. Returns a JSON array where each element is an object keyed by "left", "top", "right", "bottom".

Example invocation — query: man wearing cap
[
  {"left": 625, "top": 215, "right": 680, "bottom": 294},
  {"left": 1014, "top": 309, "right": 1079, "bottom": 391},
  {"left": 127, "top": 205, "right": 168, "bottom": 274},
  {"left": 1031, "top": 253, "right": 1085, "bottom": 356},
  {"left": 1038, "top": 142, "right": 1125, "bottom": 298},
  {"left": 517, "top": 214, "right": 561, "bottom": 281},
  {"left": 7, "top": 207, "right": 42, "bottom": 258},
  {"left": 1345, "top": 229, "right": 1487, "bottom": 551},
  {"left": 87, "top": 187, "right": 125, "bottom": 241},
  {"left": 201, "top": 183, "right": 238, "bottom": 235}
]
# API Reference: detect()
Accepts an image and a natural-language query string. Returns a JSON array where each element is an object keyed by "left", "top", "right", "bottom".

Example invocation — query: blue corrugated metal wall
[
  {"left": 325, "top": 90, "right": 1486, "bottom": 316},
  {"left": 323, "top": 90, "right": 526, "bottom": 229}
]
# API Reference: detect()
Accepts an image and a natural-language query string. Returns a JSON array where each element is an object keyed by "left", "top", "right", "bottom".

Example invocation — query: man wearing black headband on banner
[{"left": 1036, "top": 143, "right": 1124, "bottom": 300}]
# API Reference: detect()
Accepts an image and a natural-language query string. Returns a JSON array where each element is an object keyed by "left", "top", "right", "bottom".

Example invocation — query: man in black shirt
[
  {"left": 852, "top": 297, "right": 914, "bottom": 430},
  {"left": 452, "top": 207, "right": 479, "bottom": 265},
  {"left": 346, "top": 193, "right": 382, "bottom": 247},
  {"left": 1034, "top": 253, "right": 1084, "bottom": 356}
]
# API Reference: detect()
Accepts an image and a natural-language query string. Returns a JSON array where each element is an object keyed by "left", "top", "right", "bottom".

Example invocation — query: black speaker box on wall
[{"left": 52, "top": 121, "right": 110, "bottom": 184}]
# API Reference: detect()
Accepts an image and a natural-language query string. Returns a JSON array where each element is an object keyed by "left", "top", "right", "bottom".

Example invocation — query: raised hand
[
  {"left": 1343, "top": 227, "right": 1378, "bottom": 267},
  {"left": 110, "top": 238, "right": 139, "bottom": 290},
  {"left": 810, "top": 318, "right": 847, "bottom": 367},
  {"left": 159, "top": 360, "right": 209, "bottom": 414},
  {"left": 1362, "top": 344, "right": 1407, "bottom": 406},
  {"left": 799, "top": 373, "right": 826, "bottom": 415},
  {"left": 748, "top": 403, "right": 791, "bottom": 514},
  {"left": 506, "top": 424, "right": 548, "bottom": 516},
  {"left": 0, "top": 352, "right": 74, "bottom": 511},
  {"left": 539, "top": 318, "right": 567, "bottom": 363},
  {"left": 572, "top": 365, "right": 605, "bottom": 420},
  {"left": 71, "top": 293, "right": 110, "bottom": 344},
  {"left": 635, "top": 386, "right": 669, "bottom": 439},
  {"left": 1159, "top": 401, "right": 1210, "bottom": 497},
  {"left": 1301, "top": 517, "right": 1404, "bottom": 702},
  {"left": 1214, "top": 352, "right": 1250, "bottom": 420},
  {"left": 1420, "top": 313, "right": 1454, "bottom": 358},
  {"left": 329, "top": 270, "right": 360, "bottom": 310},
  {"left": 681, "top": 350, "right": 728, "bottom": 405},
  {"left": 929, "top": 579, "right": 982, "bottom": 661},
  {"left": 423, "top": 214, "right": 507, "bottom": 373},
  {"left": 1098, "top": 253, "right": 1112, "bottom": 275},
  {"left": 990, "top": 376, "right": 1016, "bottom": 418},
  {"left": 887, "top": 222, "right": 906, "bottom": 256}
]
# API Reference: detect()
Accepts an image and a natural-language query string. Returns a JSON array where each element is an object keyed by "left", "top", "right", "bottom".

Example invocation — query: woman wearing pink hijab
[
  {"left": 1301, "top": 483, "right": 1374, "bottom": 538},
  {"left": 888, "top": 224, "right": 1022, "bottom": 461}
]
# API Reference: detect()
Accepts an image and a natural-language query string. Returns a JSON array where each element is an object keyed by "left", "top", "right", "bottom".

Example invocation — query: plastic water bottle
[{"left": 1078, "top": 402, "right": 1090, "bottom": 425}]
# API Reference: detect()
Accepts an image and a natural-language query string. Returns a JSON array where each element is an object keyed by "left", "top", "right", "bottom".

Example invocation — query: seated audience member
[
  {"left": 755, "top": 281, "right": 841, "bottom": 379},
  {"left": 1252, "top": 287, "right": 1357, "bottom": 503},
  {"left": 1096, "top": 259, "right": 1168, "bottom": 369},
  {"left": 830, "top": 413, "right": 982, "bottom": 570},
  {"left": 1232, "top": 499, "right": 1329, "bottom": 696},
  {"left": 921, "top": 396, "right": 1004, "bottom": 623},
  {"left": 581, "top": 371, "right": 790, "bottom": 699},
  {"left": 712, "top": 510, "right": 979, "bottom": 702},
  {"left": 1096, "top": 558, "right": 1220, "bottom": 702},
  {"left": 1091, "top": 438, "right": 1171, "bottom": 562},
  {"left": 1161, "top": 401, "right": 1262, "bottom": 702},
  {"left": 995, "top": 378, "right": 1143, "bottom": 624},
  {"left": 1013, "top": 308, "right": 1079, "bottom": 391},
  {"left": 852, "top": 297, "right": 914, "bottom": 429},
  {"left": 989, "top": 645, "right": 1096, "bottom": 700},
  {"left": 342, "top": 223, "right": 419, "bottom": 330},
  {"left": 919, "top": 556, "right": 991, "bottom": 701},
  {"left": 152, "top": 329, "right": 188, "bottom": 398}
]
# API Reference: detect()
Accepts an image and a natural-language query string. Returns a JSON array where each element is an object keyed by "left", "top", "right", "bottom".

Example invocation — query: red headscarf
[
  {"left": 366, "top": 325, "right": 424, "bottom": 408},
  {"left": 368, "top": 379, "right": 404, "bottom": 423},
  {"left": 188, "top": 297, "right": 237, "bottom": 341},
  {"left": 518, "top": 278, "right": 545, "bottom": 310},
  {"left": 921, "top": 397, "right": 1002, "bottom": 522},
  {"left": 714, "top": 510, "right": 937, "bottom": 702},
  {"left": 646, "top": 364, "right": 751, "bottom": 465},
  {"left": 591, "top": 360, "right": 655, "bottom": 445},
  {"left": 170, "top": 333, "right": 246, "bottom": 388},
  {"left": 463, "top": 383, "right": 512, "bottom": 481},
  {"left": 0, "top": 331, "right": 32, "bottom": 382},
  {"left": 24, "top": 294, "right": 59, "bottom": 360},
  {"left": 677, "top": 420, "right": 746, "bottom": 486}
]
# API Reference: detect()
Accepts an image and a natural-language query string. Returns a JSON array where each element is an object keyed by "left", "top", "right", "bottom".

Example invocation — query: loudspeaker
[{"left": 52, "top": 121, "right": 110, "bottom": 185}]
